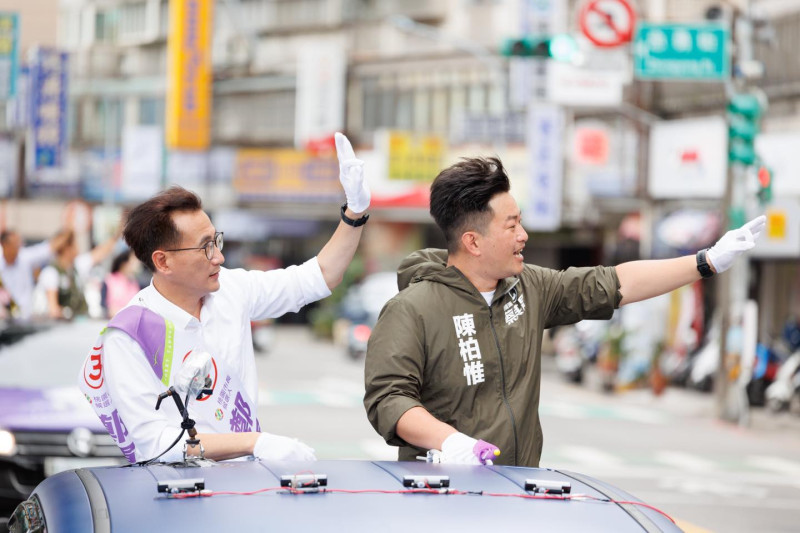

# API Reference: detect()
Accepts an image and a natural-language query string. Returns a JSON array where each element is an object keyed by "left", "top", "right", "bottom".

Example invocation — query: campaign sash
[{"left": 78, "top": 305, "right": 261, "bottom": 463}]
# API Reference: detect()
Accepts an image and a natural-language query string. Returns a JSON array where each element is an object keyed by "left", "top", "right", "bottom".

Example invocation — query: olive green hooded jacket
[{"left": 363, "top": 249, "right": 621, "bottom": 467}]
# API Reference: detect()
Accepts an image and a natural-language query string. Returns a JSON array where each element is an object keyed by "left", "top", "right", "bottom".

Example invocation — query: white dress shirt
[
  {"left": 101, "top": 257, "right": 331, "bottom": 462},
  {"left": 0, "top": 241, "right": 53, "bottom": 320}
]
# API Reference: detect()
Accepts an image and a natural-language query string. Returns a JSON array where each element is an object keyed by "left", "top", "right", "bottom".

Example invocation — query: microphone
[{"left": 174, "top": 350, "right": 214, "bottom": 400}]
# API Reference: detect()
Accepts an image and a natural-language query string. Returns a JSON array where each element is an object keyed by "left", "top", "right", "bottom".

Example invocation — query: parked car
[
  {"left": 338, "top": 272, "right": 399, "bottom": 359},
  {"left": 0, "top": 320, "right": 126, "bottom": 517},
  {"left": 10, "top": 458, "right": 681, "bottom": 532}
]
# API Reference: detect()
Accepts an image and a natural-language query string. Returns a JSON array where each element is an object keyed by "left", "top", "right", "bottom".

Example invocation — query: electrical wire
[
  {"left": 131, "top": 392, "right": 192, "bottom": 466},
  {"left": 161, "top": 484, "right": 676, "bottom": 523}
]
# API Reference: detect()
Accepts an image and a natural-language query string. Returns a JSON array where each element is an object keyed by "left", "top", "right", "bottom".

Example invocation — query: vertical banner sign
[
  {"left": 524, "top": 104, "right": 563, "bottom": 231},
  {"left": 294, "top": 38, "right": 346, "bottom": 149},
  {"left": 166, "top": 0, "right": 212, "bottom": 150},
  {"left": 29, "top": 48, "right": 68, "bottom": 169},
  {"left": 0, "top": 12, "right": 18, "bottom": 99}
]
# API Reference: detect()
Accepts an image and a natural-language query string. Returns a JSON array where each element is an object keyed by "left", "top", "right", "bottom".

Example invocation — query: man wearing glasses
[{"left": 80, "top": 133, "right": 369, "bottom": 463}]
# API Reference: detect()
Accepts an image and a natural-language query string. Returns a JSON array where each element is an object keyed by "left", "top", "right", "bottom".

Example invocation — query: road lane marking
[
  {"left": 654, "top": 450, "right": 716, "bottom": 473},
  {"left": 744, "top": 455, "right": 800, "bottom": 477},
  {"left": 540, "top": 401, "right": 669, "bottom": 424}
]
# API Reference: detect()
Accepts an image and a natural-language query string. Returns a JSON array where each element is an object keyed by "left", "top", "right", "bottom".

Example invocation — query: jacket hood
[{"left": 397, "top": 248, "right": 449, "bottom": 290}]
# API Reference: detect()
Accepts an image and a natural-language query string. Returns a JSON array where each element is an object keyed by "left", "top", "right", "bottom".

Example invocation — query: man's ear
[
  {"left": 460, "top": 231, "right": 481, "bottom": 257},
  {"left": 151, "top": 250, "right": 170, "bottom": 274}
]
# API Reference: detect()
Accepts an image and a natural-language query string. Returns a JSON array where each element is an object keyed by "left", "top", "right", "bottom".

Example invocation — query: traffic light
[
  {"left": 757, "top": 165, "right": 772, "bottom": 204},
  {"left": 727, "top": 92, "right": 765, "bottom": 166},
  {"left": 501, "top": 34, "right": 578, "bottom": 62}
]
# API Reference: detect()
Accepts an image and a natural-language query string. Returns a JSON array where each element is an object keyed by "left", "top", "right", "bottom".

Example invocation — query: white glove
[
  {"left": 253, "top": 432, "right": 316, "bottom": 461},
  {"left": 707, "top": 215, "right": 766, "bottom": 274},
  {"left": 335, "top": 132, "right": 370, "bottom": 214},
  {"left": 440, "top": 432, "right": 500, "bottom": 465},
  {"left": 174, "top": 350, "right": 213, "bottom": 400}
]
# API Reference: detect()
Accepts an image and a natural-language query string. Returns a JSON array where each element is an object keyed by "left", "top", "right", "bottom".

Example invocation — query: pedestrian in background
[
  {"left": 0, "top": 229, "right": 72, "bottom": 321},
  {"left": 364, "top": 156, "right": 766, "bottom": 468},
  {"left": 37, "top": 229, "right": 119, "bottom": 320},
  {"left": 102, "top": 249, "right": 143, "bottom": 317}
]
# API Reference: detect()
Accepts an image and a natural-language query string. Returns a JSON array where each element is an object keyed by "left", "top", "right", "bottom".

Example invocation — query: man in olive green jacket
[{"left": 364, "top": 156, "right": 765, "bottom": 467}]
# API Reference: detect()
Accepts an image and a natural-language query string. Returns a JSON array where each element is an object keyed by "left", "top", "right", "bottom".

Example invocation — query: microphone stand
[{"left": 155, "top": 379, "right": 214, "bottom": 465}]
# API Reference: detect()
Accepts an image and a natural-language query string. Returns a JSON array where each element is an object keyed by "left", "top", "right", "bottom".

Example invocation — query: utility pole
[{"left": 715, "top": 0, "right": 768, "bottom": 424}]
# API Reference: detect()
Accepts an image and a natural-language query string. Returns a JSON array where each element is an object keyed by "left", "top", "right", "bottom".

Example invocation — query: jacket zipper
[{"left": 488, "top": 306, "right": 519, "bottom": 465}]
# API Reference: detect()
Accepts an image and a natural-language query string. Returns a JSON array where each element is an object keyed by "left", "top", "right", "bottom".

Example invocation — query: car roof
[{"left": 32, "top": 459, "right": 680, "bottom": 532}]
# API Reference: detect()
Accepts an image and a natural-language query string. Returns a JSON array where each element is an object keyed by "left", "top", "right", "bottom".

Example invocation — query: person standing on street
[
  {"left": 37, "top": 229, "right": 119, "bottom": 320},
  {"left": 79, "top": 133, "right": 371, "bottom": 464},
  {"left": 364, "top": 156, "right": 766, "bottom": 467},
  {"left": 0, "top": 229, "right": 71, "bottom": 321}
]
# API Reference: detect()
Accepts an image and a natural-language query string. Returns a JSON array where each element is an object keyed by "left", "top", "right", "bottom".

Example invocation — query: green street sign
[{"left": 633, "top": 23, "right": 730, "bottom": 81}]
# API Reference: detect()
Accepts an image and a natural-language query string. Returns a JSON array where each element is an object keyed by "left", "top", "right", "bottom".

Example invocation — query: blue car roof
[{"left": 30, "top": 459, "right": 680, "bottom": 532}]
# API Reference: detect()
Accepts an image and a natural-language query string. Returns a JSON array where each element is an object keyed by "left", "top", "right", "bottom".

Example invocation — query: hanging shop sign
[{"left": 166, "top": 0, "right": 213, "bottom": 150}]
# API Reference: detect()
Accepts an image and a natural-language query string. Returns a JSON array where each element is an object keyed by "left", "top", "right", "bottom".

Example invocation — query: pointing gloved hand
[
  {"left": 253, "top": 432, "right": 316, "bottom": 461},
  {"left": 706, "top": 215, "right": 767, "bottom": 274},
  {"left": 440, "top": 432, "right": 500, "bottom": 465},
  {"left": 335, "top": 132, "right": 370, "bottom": 214}
]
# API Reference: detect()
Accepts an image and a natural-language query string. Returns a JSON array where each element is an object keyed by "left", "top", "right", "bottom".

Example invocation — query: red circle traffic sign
[{"left": 579, "top": 0, "right": 636, "bottom": 48}]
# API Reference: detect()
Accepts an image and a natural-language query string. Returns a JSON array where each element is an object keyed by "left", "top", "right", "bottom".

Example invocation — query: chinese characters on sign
[
  {"left": 453, "top": 313, "right": 485, "bottom": 386},
  {"left": 633, "top": 24, "right": 730, "bottom": 81},
  {"left": 166, "top": 0, "right": 212, "bottom": 150},
  {"left": 28, "top": 47, "right": 68, "bottom": 170},
  {"left": 524, "top": 104, "right": 564, "bottom": 231}
]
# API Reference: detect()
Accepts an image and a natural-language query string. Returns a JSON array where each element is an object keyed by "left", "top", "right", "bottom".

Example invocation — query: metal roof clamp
[
  {"left": 280, "top": 473, "right": 328, "bottom": 493},
  {"left": 525, "top": 479, "right": 571, "bottom": 495},
  {"left": 156, "top": 478, "right": 206, "bottom": 497},
  {"left": 402, "top": 475, "right": 450, "bottom": 489}
]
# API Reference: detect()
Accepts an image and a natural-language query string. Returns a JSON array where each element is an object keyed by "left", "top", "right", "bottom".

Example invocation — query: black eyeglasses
[{"left": 165, "top": 232, "right": 223, "bottom": 260}]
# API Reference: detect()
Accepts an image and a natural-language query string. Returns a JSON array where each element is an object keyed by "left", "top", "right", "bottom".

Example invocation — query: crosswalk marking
[
  {"left": 744, "top": 455, "right": 800, "bottom": 477},
  {"left": 555, "top": 445, "right": 625, "bottom": 467},
  {"left": 654, "top": 450, "right": 716, "bottom": 473},
  {"left": 544, "top": 446, "right": 800, "bottom": 482},
  {"left": 540, "top": 401, "right": 669, "bottom": 424}
]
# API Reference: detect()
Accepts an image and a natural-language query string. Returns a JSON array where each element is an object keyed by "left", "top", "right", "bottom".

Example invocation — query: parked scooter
[
  {"left": 553, "top": 321, "right": 606, "bottom": 384},
  {"left": 765, "top": 351, "right": 800, "bottom": 414}
]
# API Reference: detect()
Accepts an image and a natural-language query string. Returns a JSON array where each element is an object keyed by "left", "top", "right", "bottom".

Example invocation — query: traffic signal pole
[{"left": 716, "top": 1, "right": 762, "bottom": 425}]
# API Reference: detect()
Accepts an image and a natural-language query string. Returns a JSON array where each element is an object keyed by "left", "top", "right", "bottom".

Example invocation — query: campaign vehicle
[{"left": 10, "top": 458, "right": 681, "bottom": 532}]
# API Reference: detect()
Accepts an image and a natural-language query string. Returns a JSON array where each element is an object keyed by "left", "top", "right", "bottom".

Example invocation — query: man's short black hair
[
  {"left": 123, "top": 186, "right": 202, "bottom": 272},
  {"left": 429, "top": 157, "right": 511, "bottom": 253}
]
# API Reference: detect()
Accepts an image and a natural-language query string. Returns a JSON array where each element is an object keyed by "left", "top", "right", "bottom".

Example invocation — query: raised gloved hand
[
  {"left": 706, "top": 215, "right": 766, "bottom": 274},
  {"left": 335, "top": 132, "right": 370, "bottom": 214},
  {"left": 253, "top": 432, "right": 316, "bottom": 461},
  {"left": 440, "top": 432, "right": 500, "bottom": 465}
]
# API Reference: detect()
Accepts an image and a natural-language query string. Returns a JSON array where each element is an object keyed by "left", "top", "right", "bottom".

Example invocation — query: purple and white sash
[{"left": 78, "top": 306, "right": 260, "bottom": 463}]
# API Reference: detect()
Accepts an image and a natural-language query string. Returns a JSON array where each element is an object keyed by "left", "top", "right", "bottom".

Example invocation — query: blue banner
[{"left": 29, "top": 47, "right": 68, "bottom": 169}]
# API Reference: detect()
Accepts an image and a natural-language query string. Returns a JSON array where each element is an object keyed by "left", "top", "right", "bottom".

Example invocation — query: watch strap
[
  {"left": 696, "top": 249, "right": 714, "bottom": 279},
  {"left": 340, "top": 203, "right": 369, "bottom": 227}
]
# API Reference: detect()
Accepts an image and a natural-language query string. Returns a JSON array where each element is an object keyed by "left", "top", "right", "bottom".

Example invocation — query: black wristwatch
[
  {"left": 696, "top": 249, "right": 715, "bottom": 279},
  {"left": 340, "top": 203, "right": 369, "bottom": 227}
]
